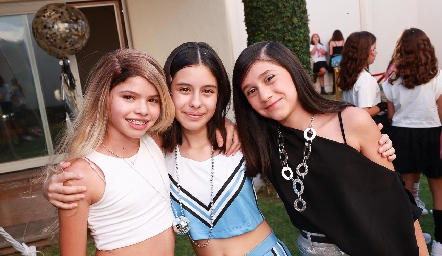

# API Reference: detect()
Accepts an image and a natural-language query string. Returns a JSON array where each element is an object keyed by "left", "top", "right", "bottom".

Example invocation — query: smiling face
[
  {"left": 171, "top": 65, "right": 218, "bottom": 134},
  {"left": 107, "top": 76, "right": 161, "bottom": 141},
  {"left": 241, "top": 60, "right": 299, "bottom": 125}
]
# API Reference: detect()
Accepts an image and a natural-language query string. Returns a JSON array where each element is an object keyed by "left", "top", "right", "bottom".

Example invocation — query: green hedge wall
[{"left": 242, "top": 0, "right": 311, "bottom": 75}]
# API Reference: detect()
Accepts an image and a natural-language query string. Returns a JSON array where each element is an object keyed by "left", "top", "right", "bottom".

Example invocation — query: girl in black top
[
  {"left": 328, "top": 30, "right": 345, "bottom": 94},
  {"left": 232, "top": 41, "right": 427, "bottom": 255}
]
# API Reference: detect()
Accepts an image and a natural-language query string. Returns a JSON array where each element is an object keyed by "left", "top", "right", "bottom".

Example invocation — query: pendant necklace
[
  {"left": 173, "top": 145, "right": 215, "bottom": 248},
  {"left": 101, "top": 143, "right": 138, "bottom": 165},
  {"left": 100, "top": 140, "right": 171, "bottom": 206},
  {"left": 278, "top": 115, "right": 315, "bottom": 212}
]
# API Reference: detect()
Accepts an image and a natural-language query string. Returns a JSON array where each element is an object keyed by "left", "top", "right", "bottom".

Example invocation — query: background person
[
  {"left": 382, "top": 28, "right": 442, "bottom": 255},
  {"left": 384, "top": 60, "right": 430, "bottom": 217},
  {"left": 328, "top": 29, "right": 345, "bottom": 94},
  {"left": 310, "top": 33, "right": 329, "bottom": 95},
  {"left": 338, "top": 31, "right": 390, "bottom": 134}
]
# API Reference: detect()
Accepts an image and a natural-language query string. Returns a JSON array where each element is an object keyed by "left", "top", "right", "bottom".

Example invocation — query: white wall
[
  {"left": 306, "top": 0, "right": 361, "bottom": 91},
  {"left": 417, "top": 0, "right": 442, "bottom": 63},
  {"left": 368, "top": 0, "right": 417, "bottom": 74},
  {"left": 124, "top": 0, "right": 239, "bottom": 120},
  {"left": 225, "top": 0, "right": 247, "bottom": 64},
  {"left": 124, "top": 0, "right": 235, "bottom": 75}
]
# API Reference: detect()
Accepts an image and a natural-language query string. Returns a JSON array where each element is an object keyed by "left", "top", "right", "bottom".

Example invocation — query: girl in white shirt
[
  {"left": 382, "top": 28, "right": 442, "bottom": 255},
  {"left": 310, "top": 33, "right": 329, "bottom": 95},
  {"left": 338, "top": 31, "right": 390, "bottom": 134}
]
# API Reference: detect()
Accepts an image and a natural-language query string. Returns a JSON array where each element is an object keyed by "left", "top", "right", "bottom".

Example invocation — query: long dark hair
[
  {"left": 388, "top": 28, "right": 439, "bottom": 89},
  {"left": 338, "top": 31, "right": 376, "bottom": 91},
  {"left": 330, "top": 30, "right": 344, "bottom": 41},
  {"left": 162, "top": 42, "right": 231, "bottom": 153},
  {"left": 232, "top": 41, "right": 351, "bottom": 177}
]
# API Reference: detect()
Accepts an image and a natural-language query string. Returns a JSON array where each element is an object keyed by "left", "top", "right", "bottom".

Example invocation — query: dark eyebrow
[{"left": 242, "top": 69, "right": 274, "bottom": 92}]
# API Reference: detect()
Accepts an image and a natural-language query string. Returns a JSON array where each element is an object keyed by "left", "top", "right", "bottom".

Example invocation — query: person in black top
[
  {"left": 328, "top": 30, "right": 345, "bottom": 94},
  {"left": 232, "top": 41, "right": 427, "bottom": 255},
  {"left": 329, "top": 30, "right": 345, "bottom": 60}
]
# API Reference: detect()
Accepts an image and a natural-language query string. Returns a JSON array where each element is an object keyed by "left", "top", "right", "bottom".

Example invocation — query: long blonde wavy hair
[{"left": 52, "top": 48, "right": 175, "bottom": 165}]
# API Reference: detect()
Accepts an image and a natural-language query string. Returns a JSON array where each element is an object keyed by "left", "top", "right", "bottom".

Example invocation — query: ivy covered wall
[{"left": 242, "top": 0, "right": 311, "bottom": 74}]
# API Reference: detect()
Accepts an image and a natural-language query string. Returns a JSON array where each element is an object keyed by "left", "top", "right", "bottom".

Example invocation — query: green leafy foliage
[{"left": 242, "top": 0, "right": 312, "bottom": 75}]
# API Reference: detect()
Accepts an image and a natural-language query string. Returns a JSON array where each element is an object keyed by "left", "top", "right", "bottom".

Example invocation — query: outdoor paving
[{"left": 0, "top": 169, "right": 57, "bottom": 254}]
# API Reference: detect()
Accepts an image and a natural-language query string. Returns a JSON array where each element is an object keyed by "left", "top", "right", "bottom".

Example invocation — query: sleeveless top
[
  {"left": 268, "top": 112, "right": 419, "bottom": 256},
  {"left": 331, "top": 45, "right": 343, "bottom": 56},
  {"left": 86, "top": 135, "right": 173, "bottom": 251},
  {"left": 166, "top": 149, "right": 264, "bottom": 240}
]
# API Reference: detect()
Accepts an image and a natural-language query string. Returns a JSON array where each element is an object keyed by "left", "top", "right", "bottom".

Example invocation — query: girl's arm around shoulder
[
  {"left": 341, "top": 107, "right": 394, "bottom": 170},
  {"left": 58, "top": 159, "right": 104, "bottom": 255}
]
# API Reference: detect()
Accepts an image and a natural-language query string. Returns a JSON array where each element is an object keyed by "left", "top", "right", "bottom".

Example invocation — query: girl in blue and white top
[{"left": 162, "top": 42, "right": 291, "bottom": 256}]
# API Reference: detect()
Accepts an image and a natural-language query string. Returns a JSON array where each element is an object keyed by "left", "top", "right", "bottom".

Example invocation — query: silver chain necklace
[
  {"left": 174, "top": 145, "right": 215, "bottom": 248},
  {"left": 100, "top": 141, "right": 171, "bottom": 205},
  {"left": 100, "top": 143, "right": 138, "bottom": 165},
  {"left": 278, "top": 115, "right": 315, "bottom": 212}
]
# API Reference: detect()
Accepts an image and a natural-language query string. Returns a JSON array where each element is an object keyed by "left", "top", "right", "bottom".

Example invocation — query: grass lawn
[{"left": 33, "top": 176, "right": 434, "bottom": 255}]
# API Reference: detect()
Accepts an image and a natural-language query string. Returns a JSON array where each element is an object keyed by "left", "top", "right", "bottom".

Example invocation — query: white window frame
[{"left": 0, "top": 1, "right": 83, "bottom": 173}]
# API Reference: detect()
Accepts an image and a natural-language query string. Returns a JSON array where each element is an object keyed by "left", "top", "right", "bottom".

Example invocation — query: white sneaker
[
  {"left": 415, "top": 197, "right": 429, "bottom": 215},
  {"left": 431, "top": 241, "right": 442, "bottom": 256},
  {"left": 424, "top": 233, "right": 432, "bottom": 244}
]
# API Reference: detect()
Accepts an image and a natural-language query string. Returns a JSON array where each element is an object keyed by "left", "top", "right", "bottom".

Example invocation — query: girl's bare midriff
[
  {"left": 96, "top": 227, "right": 175, "bottom": 256},
  {"left": 192, "top": 221, "right": 272, "bottom": 256}
]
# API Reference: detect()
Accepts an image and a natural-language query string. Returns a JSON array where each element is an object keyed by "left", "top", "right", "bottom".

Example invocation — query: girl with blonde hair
[{"left": 53, "top": 48, "right": 176, "bottom": 255}]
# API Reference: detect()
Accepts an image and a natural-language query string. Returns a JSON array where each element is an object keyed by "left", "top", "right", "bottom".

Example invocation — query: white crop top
[{"left": 85, "top": 135, "right": 173, "bottom": 251}]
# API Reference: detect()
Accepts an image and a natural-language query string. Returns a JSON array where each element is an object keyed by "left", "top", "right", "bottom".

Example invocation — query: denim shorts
[{"left": 296, "top": 231, "right": 344, "bottom": 256}]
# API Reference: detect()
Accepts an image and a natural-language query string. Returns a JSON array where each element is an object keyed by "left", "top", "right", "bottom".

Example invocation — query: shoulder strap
[
  {"left": 83, "top": 157, "right": 106, "bottom": 182},
  {"left": 338, "top": 112, "right": 347, "bottom": 144}
]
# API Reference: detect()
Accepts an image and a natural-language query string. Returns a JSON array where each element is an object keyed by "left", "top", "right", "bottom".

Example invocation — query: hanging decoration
[
  {"left": 31, "top": 3, "right": 90, "bottom": 119},
  {"left": 31, "top": 3, "right": 90, "bottom": 59}
]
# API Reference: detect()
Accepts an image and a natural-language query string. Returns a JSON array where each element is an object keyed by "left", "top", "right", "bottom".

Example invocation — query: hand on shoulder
[{"left": 64, "top": 159, "right": 104, "bottom": 204}]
